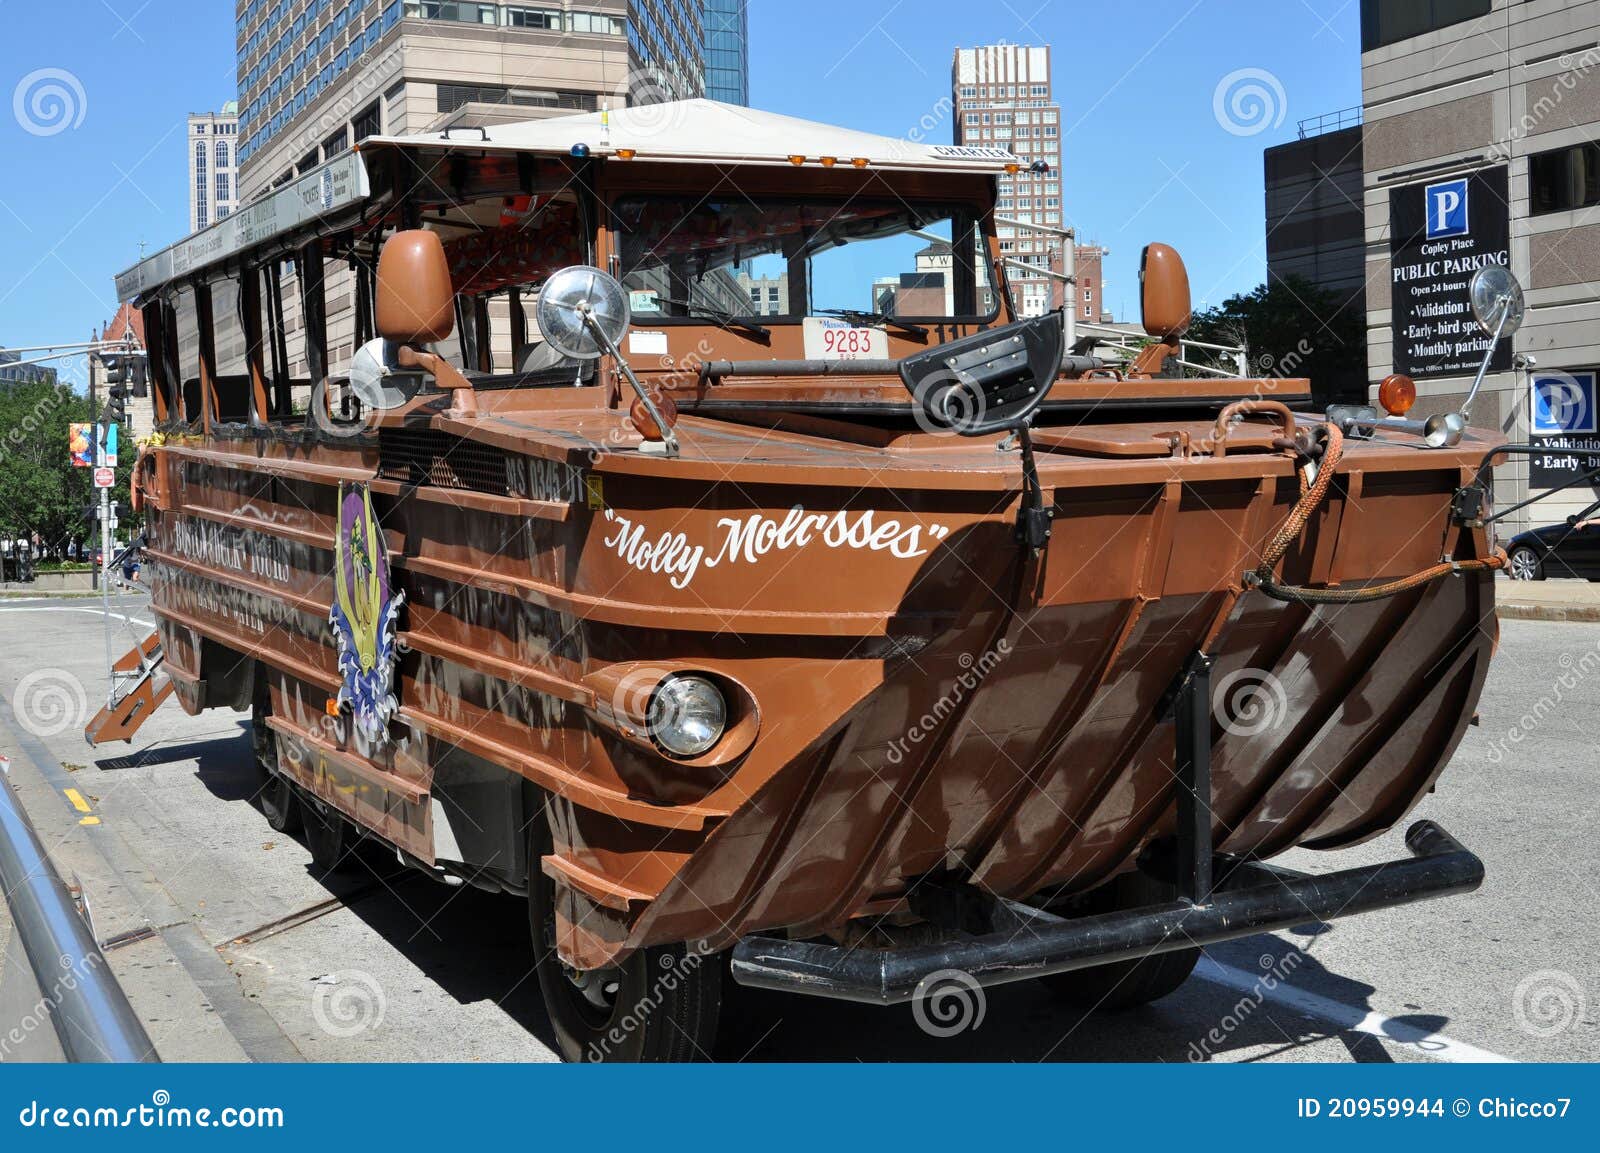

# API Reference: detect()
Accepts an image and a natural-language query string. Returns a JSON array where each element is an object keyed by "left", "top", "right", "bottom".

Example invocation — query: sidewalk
[{"left": 1496, "top": 577, "right": 1600, "bottom": 623}]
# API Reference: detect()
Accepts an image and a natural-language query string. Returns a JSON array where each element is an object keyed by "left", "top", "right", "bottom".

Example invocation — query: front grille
[{"left": 378, "top": 428, "right": 509, "bottom": 496}]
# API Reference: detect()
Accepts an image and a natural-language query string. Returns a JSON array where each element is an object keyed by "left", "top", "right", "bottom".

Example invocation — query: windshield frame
[{"left": 607, "top": 192, "right": 1001, "bottom": 328}]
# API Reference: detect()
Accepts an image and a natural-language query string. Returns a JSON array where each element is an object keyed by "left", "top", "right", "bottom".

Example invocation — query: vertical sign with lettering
[{"left": 1389, "top": 165, "right": 1511, "bottom": 379}]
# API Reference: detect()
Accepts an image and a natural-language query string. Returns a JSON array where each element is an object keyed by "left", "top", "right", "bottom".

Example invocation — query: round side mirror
[
  {"left": 349, "top": 338, "right": 410, "bottom": 411},
  {"left": 1469, "top": 266, "right": 1525, "bottom": 339},
  {"left": 536, "top": 266, "right": 632, "bottom": 360}
]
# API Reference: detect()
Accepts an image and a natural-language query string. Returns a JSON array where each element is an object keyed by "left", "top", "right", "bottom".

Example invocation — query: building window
[
  {"left": 353, "top": 100, "right": 382, "bottom": 141},
  {"left": 216, "top": 171, "right": 231, "bottom": 203},
  {"left": 505, "top": 6, "right": 563, "bottom": 29},
  {"left": 1530, "top": 142, "right": 1600, "bottom": 216},
  {"left": 1359, "top": 0, "right": 1492, "bottom": 52},
  {"left": 214, "top": 139, "right": 230, "bottom": 168}
]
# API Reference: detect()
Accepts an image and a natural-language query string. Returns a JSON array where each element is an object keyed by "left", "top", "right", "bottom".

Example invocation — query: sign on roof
[{"left": 115, "top": 152, "right": 371, "bottom": 302}]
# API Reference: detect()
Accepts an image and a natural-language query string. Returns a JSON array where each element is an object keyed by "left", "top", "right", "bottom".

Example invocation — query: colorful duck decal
[{"left": 330, "top": 484, "right": 404, "bottom": 741}]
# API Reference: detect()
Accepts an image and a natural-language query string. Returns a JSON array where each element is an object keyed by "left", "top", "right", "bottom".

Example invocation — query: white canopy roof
[{"left": 371, "top": 98, "right": 1023, "bottom": 175}]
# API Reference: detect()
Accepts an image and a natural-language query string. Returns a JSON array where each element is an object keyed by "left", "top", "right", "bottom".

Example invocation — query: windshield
[{"left": 613, "top": 196, "right": 992, "bottom": 323}]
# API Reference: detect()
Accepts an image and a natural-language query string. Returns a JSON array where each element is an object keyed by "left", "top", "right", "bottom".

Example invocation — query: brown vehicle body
[{"left": 107, "top": 103, "right": 1499, "bottom": 978}]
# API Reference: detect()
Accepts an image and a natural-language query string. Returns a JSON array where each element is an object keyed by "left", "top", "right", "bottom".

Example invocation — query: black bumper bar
[{"left": 729, "top": 820, "right": 1483, "bottom": 1005}]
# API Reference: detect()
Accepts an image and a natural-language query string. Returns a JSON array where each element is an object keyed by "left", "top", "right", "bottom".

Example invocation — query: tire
[
  {"left": 1037, "top": 872, "right": 1200, "bottom": 1012},
  {"left": 1508, "top": 546, "right": 1544, "bottom": 581},
  {"left": 527, "top": 805, "right": 721, "bottom": 1062},
  {"left": 301, "top": 795, "right": 351, "bottom": 873},
  {"left": 250, "top": 697, "right": 302, "bottom": 836}
]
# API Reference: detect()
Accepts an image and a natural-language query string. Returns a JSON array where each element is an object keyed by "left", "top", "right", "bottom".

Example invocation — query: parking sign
[
  {"left": 1425, "top": 177, "right": 1470, "bottom": 239},
  {"left": 1530, "top": 371, "right": 1598, "bottom": 436}
]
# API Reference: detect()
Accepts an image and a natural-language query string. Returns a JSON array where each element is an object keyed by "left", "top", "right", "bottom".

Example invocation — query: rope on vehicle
[{"left": 1243, "top": 421, "right": 1509, "bottom": 605}]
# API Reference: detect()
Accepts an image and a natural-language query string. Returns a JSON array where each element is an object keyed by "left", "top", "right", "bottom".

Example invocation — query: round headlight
[{"left": 647, "top": 675, "right": 727, "bottom": 758}]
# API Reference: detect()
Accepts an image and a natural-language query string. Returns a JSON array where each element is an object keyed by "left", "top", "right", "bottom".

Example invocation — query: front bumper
[{"left": 729, "top": 820, "right": 1483, "bottom": 1005}]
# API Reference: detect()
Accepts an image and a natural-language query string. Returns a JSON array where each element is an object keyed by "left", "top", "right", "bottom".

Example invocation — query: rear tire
[
  {"left": 1038, "top": 872, "right": 1200, "bottom": 1012},
  {"left": 527, "top": 804, "right": 721, "bottom": 1062},
  {"left": 1508, "top": 546, "right": 1544, "bottom": 581},
  {"left": 301, "top": 796, "right": 350, "bottom": 874},
  {"left": 250, "top": 692, "right": 302, "bottom": 835}
]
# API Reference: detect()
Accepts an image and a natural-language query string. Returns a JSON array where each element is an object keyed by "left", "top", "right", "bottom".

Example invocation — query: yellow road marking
[
  {"left": 63, "top": 788, "right": 93, "bottom": 814},
  {"left": 79, "top": 817, "right": 100, "bottom": 826}
]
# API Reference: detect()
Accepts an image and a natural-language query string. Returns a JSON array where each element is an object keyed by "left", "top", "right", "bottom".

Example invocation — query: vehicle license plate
[{"left": 804, "top": 316, "right": 888, "bottom": 360}]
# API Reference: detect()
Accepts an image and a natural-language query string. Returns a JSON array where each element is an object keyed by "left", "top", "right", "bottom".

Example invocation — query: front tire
[
  {"left": 1037, "top": 872, "right": 1200, "bottom": 1011},
  {"left": 527, "top": 805, "right": 721, "bottom": 1062},
  {"left": 1508, "top": 546, "right": 1544, "bottom": 581}
]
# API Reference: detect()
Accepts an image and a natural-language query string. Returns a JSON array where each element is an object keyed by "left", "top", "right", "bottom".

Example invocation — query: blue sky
[{"left": 0, "top": 0, "right": 1360, "bottom": 382}]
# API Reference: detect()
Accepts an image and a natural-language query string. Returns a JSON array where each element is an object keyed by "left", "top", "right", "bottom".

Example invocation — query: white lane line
[
  {"left": 1194, "top": 956, "right": 1514, "bottom": 1063},
  {"left": 0, "top": 606, "right": 155, "bottom": 628}
]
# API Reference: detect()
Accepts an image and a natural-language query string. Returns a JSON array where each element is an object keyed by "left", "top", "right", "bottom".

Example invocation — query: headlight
[{"left": 647, "top": 675, "right": 727, "bottom": 758}]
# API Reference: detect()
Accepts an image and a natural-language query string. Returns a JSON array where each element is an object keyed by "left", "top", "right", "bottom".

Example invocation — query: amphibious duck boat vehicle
[{"left": 95, "top": 100, "right": 1508, "bottom": 1061}]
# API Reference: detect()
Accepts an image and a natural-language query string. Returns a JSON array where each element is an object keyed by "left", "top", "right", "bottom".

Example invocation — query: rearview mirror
[
  {"left": 536, "top": 265, "right": 632, "bottom": 360},
  {"left": 897, "top": 312, "right": 1065, "bottom": 435},
  {"left": 1469, "top": 265, "right": 1525, "bottom": 339},
  {"left": 375, "top": 230, "right": 456, "bottom": 345}
]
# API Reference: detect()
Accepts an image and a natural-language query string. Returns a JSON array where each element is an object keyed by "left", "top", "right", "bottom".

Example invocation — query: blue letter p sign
[{"left": 1425, "top": 178, "right": 1469, "bottom": 239}]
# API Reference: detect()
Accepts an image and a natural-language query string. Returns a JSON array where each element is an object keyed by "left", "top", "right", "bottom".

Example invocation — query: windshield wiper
[
  {"left": 643, "top": 295, "right": 770, "bottom": 339},
  {"left": 817, "top": 308, "right": 928, "bottom": 339}
]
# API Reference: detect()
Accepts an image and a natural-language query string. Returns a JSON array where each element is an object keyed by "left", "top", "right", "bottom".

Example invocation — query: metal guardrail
[
  {"left": 0, "top": 763, "right": 158, "bottom": 1062},
  {"left": 1297, "top": 106, "right": 1363, "bottom": 139}
]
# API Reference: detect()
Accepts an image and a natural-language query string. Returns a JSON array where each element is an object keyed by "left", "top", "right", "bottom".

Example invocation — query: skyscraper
[
  {"left": 236, "top": 1, "right": 707, "bottom": 200},
  {"left": 952, "top": 45, "right": 1063, "bottom": 318},
  {"left": 188, "top": 102, "right": 240, "bottom": 232},
  {"left": 702, "top": 0, "right": 749, "bottom": 105}
]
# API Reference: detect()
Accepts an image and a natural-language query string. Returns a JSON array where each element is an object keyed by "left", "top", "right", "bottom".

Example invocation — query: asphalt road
[{"left": 0, "top": 595, "right": 1595, "bottom": 1063}]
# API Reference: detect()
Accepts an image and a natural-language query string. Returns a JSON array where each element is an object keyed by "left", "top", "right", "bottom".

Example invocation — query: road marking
[
  {"left": 63, "top": 787, "right": 93, "bottom": 813},
  {"left": 1194, "top": 956, "right": 1513, "bottom": 1063},
  {"left": 0, "top": 605, "right": 155, "bottom": 628}
]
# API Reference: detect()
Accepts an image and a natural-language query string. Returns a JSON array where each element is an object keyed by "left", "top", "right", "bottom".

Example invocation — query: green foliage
[
  {"left": 1187, "top": 275, "right": 1367, "bottom": 404},
  {"left": 0, "top": 380, "right": 138, "bottom": 554}
]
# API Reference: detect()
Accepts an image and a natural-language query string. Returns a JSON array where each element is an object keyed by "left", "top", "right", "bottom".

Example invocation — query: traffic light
[
  {"left": 129, "top": 356, "right": 148, "bottom": 398},
  {"left": 103, "top": 354, "right": 128, "bottom": 387}
]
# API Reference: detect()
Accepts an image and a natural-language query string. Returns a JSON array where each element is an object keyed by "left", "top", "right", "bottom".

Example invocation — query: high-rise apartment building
[
  {"left": 236, "top": 1, "right": 706, "bottom": 200},
  {"left": 952, "top": 44, "right": 1063, "bottom": 318},
  {"left": 702, "top": 0, "right": 748, "bottom": 105},
  {"left": 188, "top": 102, "right": 240, "bottom": 232}
]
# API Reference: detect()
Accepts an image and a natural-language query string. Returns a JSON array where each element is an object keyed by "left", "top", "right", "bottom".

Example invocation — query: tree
[
  {"left": 0, "top": 380, "right": 137, "bottom": 557},
  {"left": 1187, "top": 275, "right": 1367, "bottom": 406}
]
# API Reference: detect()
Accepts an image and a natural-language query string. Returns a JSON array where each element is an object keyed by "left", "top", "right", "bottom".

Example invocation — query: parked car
[{"left": 1505, "top": 520, "right": 1600, "bottom": 580}]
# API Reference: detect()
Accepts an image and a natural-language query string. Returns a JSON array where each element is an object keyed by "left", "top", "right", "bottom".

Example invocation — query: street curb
[
  {"left": 0, "top": 591, "right": 111, "bottom": 600},
  {"left": 1498, "top": 604, "right": 1600, "bottom": 623}
]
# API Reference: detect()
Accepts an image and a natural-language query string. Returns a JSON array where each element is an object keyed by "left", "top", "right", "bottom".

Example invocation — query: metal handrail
[{"left": 0, "top": 764, "right": 157, "bottom": 1062}]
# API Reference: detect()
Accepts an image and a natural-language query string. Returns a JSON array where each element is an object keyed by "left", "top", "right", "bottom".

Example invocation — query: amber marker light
[
  {"left": 820, "top": 156, "right": 837, "bottom": 167},
  {"left": 1378, "top": 373, "right": 1418, "bottom": 417},
  {"left": 1004, "top": 163, "right": 1022, "bottom": 174},
  {"left": 850, "top": 157, "right": 870, "bottom": 168},
  {"left": 616, "top": 148, "right": 637, "bottom": 159},
  {"left": 787, "top": 154, "right": 806, "bottom": 165}
]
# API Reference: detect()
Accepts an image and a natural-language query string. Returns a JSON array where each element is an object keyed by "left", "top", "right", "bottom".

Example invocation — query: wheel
[
  {"left": 527, "top": 804, "right": 722, "bottom": 1062},
  {"left": 250, "top": 698, "right": 302, "bottom": 836},
  {"left": 1037, "top": 872, "right": 1200, "bottom": 1012},
  {"left": 301, "top": 795, "right": 351, "bottom": 873},
  {"left": 1508, "top": 546, "right": 1544, "bottom": 581}
]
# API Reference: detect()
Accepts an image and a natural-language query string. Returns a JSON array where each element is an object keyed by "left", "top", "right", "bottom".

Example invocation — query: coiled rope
[{"left": 1244, "top": 422, "right": 1508, "bottom": 605}]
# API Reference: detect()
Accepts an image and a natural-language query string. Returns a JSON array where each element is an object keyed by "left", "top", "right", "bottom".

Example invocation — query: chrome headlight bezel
[{"left": 646, "top": 674, "right": 728, "bottom": 759}]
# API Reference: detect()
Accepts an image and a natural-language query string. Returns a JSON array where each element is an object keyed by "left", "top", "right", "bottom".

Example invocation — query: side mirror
[
  {"left": 1439, "top": 265, "right": 1527, "bottom": 443},
  {"left": 375, "top": 230, "right": 455, "bottom": 345},
  {"left": 897, "top": 312, "right": 1065, "bottom": 435},
  {"left": 537, "top": 266, "right": 679, "bottom": 456},
  {"left": 1140, "top": 243, "right": 1192, "bottom": 341}
]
